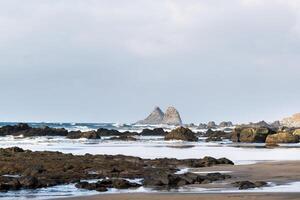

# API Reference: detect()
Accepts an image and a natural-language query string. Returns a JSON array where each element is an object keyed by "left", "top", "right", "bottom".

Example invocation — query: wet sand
[
  {"left": 54, "top": 193, "right": 300, "bottom": 200},
  {"left": 53, "top": 161, "right": 300, "bottom": 200}
]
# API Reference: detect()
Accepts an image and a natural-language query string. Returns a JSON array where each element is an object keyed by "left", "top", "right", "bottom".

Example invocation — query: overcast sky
[{"left": 0, "top": 0, "right": 300, "bottom": 124}]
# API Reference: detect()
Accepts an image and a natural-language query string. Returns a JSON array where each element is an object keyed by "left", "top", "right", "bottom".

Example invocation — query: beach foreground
[
  {"left": 52, "top": 161, "right": 300, "bottom": 200},
  {"left": 53, "top": 193, "right": 300, "bottom": 200}
]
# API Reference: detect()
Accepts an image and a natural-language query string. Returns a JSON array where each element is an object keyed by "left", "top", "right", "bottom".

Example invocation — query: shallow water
[
  {"left": 0, "top": 135, "right": 299, "bottom": 165},
  {"left": 0, "top": 122, "right": 299, "bottom": 199}
]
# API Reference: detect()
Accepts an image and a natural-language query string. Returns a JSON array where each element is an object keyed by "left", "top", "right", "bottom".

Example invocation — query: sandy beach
[
  {"left": 54, "top": 193, "right": 300, "bottom": 200},
  {"left": 53, "top": 161, "right": 300, "bottom": 200}
]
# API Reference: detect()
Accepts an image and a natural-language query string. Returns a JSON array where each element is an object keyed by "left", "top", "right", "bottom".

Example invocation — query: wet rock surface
[
  {"left": 0, "top": 147, "right": 233, "bottom": 192},
  {"left": 75, "top": 178, "right": 141, "bottom": 191},
  {"left": 165, "top": 127, "right": 198, "bottom": 142},
  {"left": 140, "top": 128, "right": 166, "bottom": 136},
  {"left": 266, "top": 132, "right": 299, "bottom": 144},
  {"left": 231, "top": 127, "right": 274, "bottom": 143},
  {"left": 67, "top": 131, "right": 100, "bottom": 139},
  {"left": 232, "top": 181, "right": 267, "bottom": 190},
  {"left": 143, "top": 170, "right": 231, "bottom": 188},
  {"left": 204, "top": 129, "right": 231, "bottom": 142},
  {"left": 0, "top": 123, "right": 68, "bottom": 137}
]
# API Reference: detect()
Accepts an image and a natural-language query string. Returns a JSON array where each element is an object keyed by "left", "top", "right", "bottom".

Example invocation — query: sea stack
[
  {"left": 161, "top": 106, "right": 182, "bottom": 125},
  {"left": 136, "top": 106, "right": 183, "bottom": 125},
  {"left": 137, "top": 106, "right": 164, "bottom": 124}
]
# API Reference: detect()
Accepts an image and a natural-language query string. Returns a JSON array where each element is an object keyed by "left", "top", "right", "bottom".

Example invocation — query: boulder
[
  {"left": 231, "top": 127, "right": 273, "bottom": 143},
  {"left": 266, "top": 132, "right": 299, "bottom": 144},
  {"left": 0, "top": 123, "right": 68, "bottom": 137},
  {"left": 140, "top": 128, "right": 166, "bottom": 136},
  {"left": 164, "top": 127, "right": 198, "bottom": 142},
  {"left": 198, "top": 123, "right": 207, "bottom": 129},
  {"left": 96, "top": 128, "right": 123, "bottom": 136},
  {"left": 207, "top": 121, "right": 217, "bottom": 129},
  {"left": 219, "top": 121, "right": 233, "bottom": 127},
  {"left": 232, "top": 181, "right": 267, "bottom": 190},
  {"left": 136, "top": 106, "right": 165, "bottom": 125},
  {"left": 161, "top": 107, "right": 182, "bottom": 125},
  {"left": 67, "top": 131, "right": 100, "bottom": 139},
  {"left": 143, "top": 169, "right": 231, "bottom": 188},
  {"left": 75, "top": 179, "right": 140, "bottom": 191},
  {"left": 292, "top": 129, "right": 300, "bottom": 136}
]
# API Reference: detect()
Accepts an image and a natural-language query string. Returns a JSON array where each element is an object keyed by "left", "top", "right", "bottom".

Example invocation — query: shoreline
[
  {"left": 52, "top": 192, "right": 300, "bottom": 200},
  {"left": 50, "top": 161, "right": 300, "bottom": 200}
]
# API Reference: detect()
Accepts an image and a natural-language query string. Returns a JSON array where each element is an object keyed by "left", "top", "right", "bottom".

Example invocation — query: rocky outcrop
[
  {"left": 204, "top": 129, "right": 231, "bottom": 142},
  {"left": 143, "top": 170, "right": 230, "bottom": 188},
  {"left": 136, "top": 106, "right": 182, "bottom": 125},
  {"left": 231, "top": 127, "right": 274, "bottom": 143},
  {"left": 266, "top": 132, "right": 299, "bottom": 144},
  {"left": 198, "top": 123, "right": 207, "bottom": 129},
  {"left": 75, "top": 179, "right": 141, "bottom": 191},
  {"left": 0, "top": 147, "right": 233, "bottom": 192},
  {"left": 232, "top": 181, "right": 267, "bottom": 190},
  {"left": 281, "top": 113, "right": 300, "bottom": 128},
  {"left": 140, "top": 128, "right": 166, "bottom": 136},
  {"left": 207, "top": 121, "right": 217, "bottom": 129},
  {"left": 164, "top": 127, "right": 198, "bottom": 141},
  {"left": 67, "top": 131, "right": 100, "bottom": 139},
  {"left": 293, "top": 129, "right": 300, "bottom": 136},
  {"left": 161, "top": 107, "right": 182, "bottom": 125},
  {"left": 136, "top": 106, "right": 164, "bottom": 125},
  {"left": 0, "top": 123, "right": 68, "bottom": 137},
  {"left": 219, "top": 121, "right": 233, "bottom": 127}
]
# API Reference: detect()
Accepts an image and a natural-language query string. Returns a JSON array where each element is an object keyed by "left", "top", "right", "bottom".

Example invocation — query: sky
[{"left": 0, "top": 0, "right": 300, "bottom": 124}]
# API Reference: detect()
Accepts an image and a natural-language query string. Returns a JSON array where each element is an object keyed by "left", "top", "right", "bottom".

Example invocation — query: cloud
[{"left": 0, "top": 0, "right": 300, "bottom": 122}]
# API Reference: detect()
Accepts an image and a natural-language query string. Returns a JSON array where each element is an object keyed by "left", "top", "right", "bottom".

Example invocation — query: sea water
[{"left": 0, "top": 122, "right": 299, "bottom": 199}]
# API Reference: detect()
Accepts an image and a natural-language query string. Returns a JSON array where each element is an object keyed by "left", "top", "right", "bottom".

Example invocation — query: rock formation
[
  {"left": 164, "top": 127, "right": 198, "bottom": 141},
  {"left": 281, "top": 113, "right": 300, "bottom": 127},
  {"left": 219, "top": 121, "right": 234, "bottom": 127},
  {"left": 231, "top": 127, "right": 274, "bottom": 143},
  {"left": 266, "top": 132, "right": 299, "bottom": 144},
  {"left": 136, "top": 106, "right": 182, "bottom": 125},
  {"left": 207, "top": 121, "right": 217, "bottom": 129},
  {"left": 0, "top": 147, "right": 233, "bottom": 192},
  {"left": 161, "top": 106, "right": 182, "bottom": 125},
  {"left": 136, "top": 106, "right": 165, "bottom": 125}
]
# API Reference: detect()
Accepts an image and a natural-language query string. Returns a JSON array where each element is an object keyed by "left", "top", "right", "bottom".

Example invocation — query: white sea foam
[{"left": 0, "top": 136, "right": 299, "bottom": 165}]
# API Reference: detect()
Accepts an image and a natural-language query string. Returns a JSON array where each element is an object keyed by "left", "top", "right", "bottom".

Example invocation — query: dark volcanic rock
[
  {"left": 164, "top": 127, "right": 198, "bottom": 142},
  {"left": 143, "top": 169, "right": 231, "bottom": 188},
  {"left": 0, "top": 124, "right": 68, "bottom": 137},
  {"left": 232, "top": 181, "right": 267, "bottom": 190},
  {"left": 204, "top": 129, "right": 232, "bottom": 142},
  {"left": 140, "top": 128, "right": 166, "bottom": 136},
  {"left": 0, "top": 147, "right": 234, "bottom": 192},
  {"left": 0, "top": 123, "right": 31, "bottom": 136},
  {"left": 67, "top": 131, "right": 100, "bottom": 139},
  {"left": 96, "top": 128, "right": 126, "bottom": 136},
  {"left": 75, "top": 178, "right": 141, "bottom": 192}
]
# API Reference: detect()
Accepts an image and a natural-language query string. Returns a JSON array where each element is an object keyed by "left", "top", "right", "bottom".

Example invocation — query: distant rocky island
[{"left": 136, "top": 106, "right": 182, "bottom": 125}]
